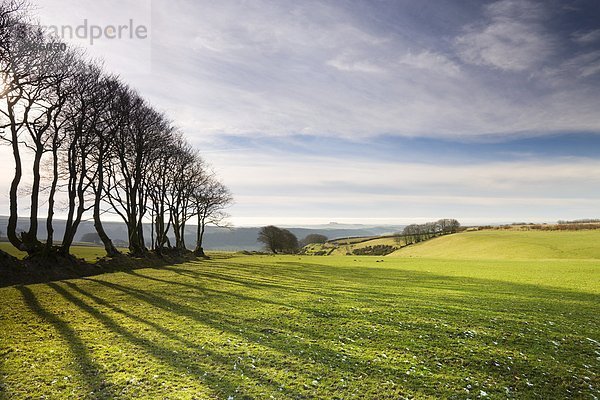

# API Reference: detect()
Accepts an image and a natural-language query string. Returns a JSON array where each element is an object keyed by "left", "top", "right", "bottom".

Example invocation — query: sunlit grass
[
  {"left": 1, "top": 252, "right": 598, "bottom": 399},
  {"left": 390, "top": 229, "right": 600, "bottom": 260}
]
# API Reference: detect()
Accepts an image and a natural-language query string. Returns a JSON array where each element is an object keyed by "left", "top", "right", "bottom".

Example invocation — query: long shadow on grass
[
  {"left": 83, "top": 260, "right": 599, "bottom": 398},
  {"left": 124, "top": 269, "right": 295, "bottom": 310},
  {"left": 160, "top": 260, "right": 599, "bottom": 327},
  {"left": 82, "top": 278, "right": 445, "bottom": 397},
  {"left": 226, "top": 260, "right": 600, "bottom": 308},
  {"left": 49, "top": 282, "right": 299, "bottom": 399},
  {"left": 163, "top": 264, "right": 330, "bottom": 296},
  {"left": 160, "top": 260, "right": 600, "bottom": 397},
  {"left": 98, "top": 274, "right": 588, "bottom": 394},
  {"left": 84, "top": 276, "right": 579, "bottom": 398},
  {"left": 125, "top": 268, "right": 357, "bottom": 324},
  {"left": 182, "top": 260, "right": 562, "bottom": 299},
  {"left": 15, "top": 286, "right": 118, "bottom": 399},
  {"left": 147, "top": 260, "right": 600, "bottom": 352}
]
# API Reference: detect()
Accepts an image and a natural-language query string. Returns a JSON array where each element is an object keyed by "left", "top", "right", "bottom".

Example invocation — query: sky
[{"left": 1, "top": 0, "right": 600, "bottom": 226}]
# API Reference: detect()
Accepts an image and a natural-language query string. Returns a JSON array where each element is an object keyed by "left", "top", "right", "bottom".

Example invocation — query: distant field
[
  {"left": 306, "top": 236, "right": 402, "bottom": 255},
  {"left": 390, "top": 230, "right": 600, "bottom": 260},
  {"left": 328, "top": 236, "right": 381, "bottom": 245},
  {"left": 1, "top": 235, "right": 598, "bottom": 398}
]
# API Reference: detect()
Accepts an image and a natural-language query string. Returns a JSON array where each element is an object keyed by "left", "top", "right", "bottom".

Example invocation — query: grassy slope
[
  {"left": 1, "top": 248, "right": 599, "bottom": 399},
  {"left": 389, "top": 230, "right": 600, "bottom": 260},
  {"left": 306, "top": 236, "right": 401, "bottom": 255}
]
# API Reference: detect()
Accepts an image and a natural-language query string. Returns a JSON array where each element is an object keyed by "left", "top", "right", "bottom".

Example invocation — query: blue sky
[{"left": 1, "top": 0, "right": 600, "bottom": 225}]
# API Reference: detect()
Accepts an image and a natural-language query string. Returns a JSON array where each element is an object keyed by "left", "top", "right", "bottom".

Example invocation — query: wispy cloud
[
  {"left": 3, "top": 0, "right": 599, "bottom": 225},
  {"left": 25, "top": 0, "right": 599, "bottom": 140},
  {"left": 572, "top": 29, "right": 600, "bottom": 45},
  {"left": 397, "top": 51, "right": 461, "bottom": 76},
  {"left": 455, "top": 0, "right": 554, "bottom": 71}
]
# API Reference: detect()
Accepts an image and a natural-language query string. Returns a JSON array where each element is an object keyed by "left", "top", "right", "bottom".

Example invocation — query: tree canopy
[{"left": 257, "top": 226, "right": 299, "bottom": 254}]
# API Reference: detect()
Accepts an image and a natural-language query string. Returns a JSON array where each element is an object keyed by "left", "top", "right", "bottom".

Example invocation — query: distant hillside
[
  {"left": 303, "top": 235, "right": 404, "bottom": 256},
  {"left": 0, "top": 216, "right": 403, "bottom": 251},
  {"left": 389, "top": 230, "right": 600, "bottom": 260}
]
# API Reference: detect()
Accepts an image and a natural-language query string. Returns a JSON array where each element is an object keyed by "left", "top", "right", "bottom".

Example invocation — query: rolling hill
[{"left": 389, "top": 229, "right": 600, "bottom": 260}]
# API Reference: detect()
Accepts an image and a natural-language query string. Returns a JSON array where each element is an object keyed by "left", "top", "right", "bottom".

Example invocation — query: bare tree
[
  {"left": 42, "top": 50, "right": 78, "bottom": 256},
  {"left": 168, "top": 139, "right": 199, "bottom": 251},
  {"left": 0, "top": 3, "right": 47, "bottom": 252},
  {"left": 105, "top": 90, "right": 171, "bottom": 255},
  {"left": 191, "top": 175, "right": 232, "bottom": 257},
  {"left": 87, "top": 76, "right": 123, "bottom": 257},
  {"left": 1, "top": 2, "right": 232, "bottom": 263},
  {"left": 147, "top": 133, "right": 178, "bottom": 253}
]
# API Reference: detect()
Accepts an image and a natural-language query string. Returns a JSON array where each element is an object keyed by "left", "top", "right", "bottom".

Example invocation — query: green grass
[
  {"left": 390, "top": 230, "right": 600, "bottom": 260},
  {"left": 1, "top": 246, "right": 599, "bottom": 398},
  {"left": 0, "top": 242, "right": 127, "bottom": 262}
]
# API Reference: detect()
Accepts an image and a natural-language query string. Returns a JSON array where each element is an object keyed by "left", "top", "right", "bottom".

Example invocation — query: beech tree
[
  {"left": 0, "top": 1, "right": 231, "bottom": 263},
  {"left": 1, "top": 3, "right": 48, "bottom": 252},
  {"left": 191, "top": 176, "right": 233, "bottom": 257}
]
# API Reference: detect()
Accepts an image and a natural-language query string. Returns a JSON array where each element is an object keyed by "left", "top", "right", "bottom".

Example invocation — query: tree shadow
[
  {"left": 83, "top": 275, "right": 584, "bottom": 398},
  {"left": 7, "top": 257, "right": 597, "bottom": 398},
  {"left": 48, "top": 282, "right": 299, "bottom": 399},
  {"left": 124, "top": 269, "right": 294, "bottom": 310},
  {"left": 15, "top": 285, "right": 118, "bottom": 399},
  {"left": 83, "top": 277, "right": 451, "bottom": 397},
  {"left": 162, "top": 264, "right": 327, "bottom": 295},
  {"left": 153, "top": 259, "right": 599, "bottom": 397}
]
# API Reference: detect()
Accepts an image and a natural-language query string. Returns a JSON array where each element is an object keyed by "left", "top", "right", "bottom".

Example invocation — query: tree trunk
[
  {"left": 7, "top": 105, "right": 24, "bottom": 251},
  {"left": 193, "top": 213, "right": 207, "bottom": 257},
  {"left": 24, "top": 145, "right": 43, "bottom": 253},
  {"left": 93, "top": 156, "right": 120, "bottom": 257},
  {"left": 180, "top": 220, "right": 187, "bottom": 250},
  {"left": 61, "top": 176, "right": 86, "bottom": 255},
  {"left": 44, "top": 144, "right": 60, "bottom": 255},
  {"left": 172, "top": 216, "right": 182, "bottom": 249}
]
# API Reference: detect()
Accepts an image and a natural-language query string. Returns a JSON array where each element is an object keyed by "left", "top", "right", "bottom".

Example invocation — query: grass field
[
  {"left": 1, "top": 230, "right": 599, "bottom": 399},
  {"left": 390, "top": 230, "right": 600, "bottom": 260},
  {"left": 0, "top": 242, "right": 126, "bottom": 262}
]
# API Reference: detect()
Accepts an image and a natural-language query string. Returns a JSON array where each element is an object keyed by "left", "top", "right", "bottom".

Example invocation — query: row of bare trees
[
  {"left": 0, "top": 1, "right": 232, "bottom": 261},
  {"left": 397, "top": 219, "right": 461, "bottom": 245}
]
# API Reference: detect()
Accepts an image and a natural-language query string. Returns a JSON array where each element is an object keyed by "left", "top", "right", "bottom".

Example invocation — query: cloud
[
  {"left": 455, "top": 0, "right": 554, "bottom": 71},
  {"left": 572, "top": 29, "right": 600, "bottom": 45},
  {"left": 397, "top": 51, "right": 460, "bottom": 76},
  {"left": 206, "top": 149, "right": 600, "bottom": 225},
  {"left": 210, "top": 150, "right": 600, "bottom": 200},
  {"left": 326, "top": 53, "right": 387, "bottom": 74},
  {"left": 24, "top": 0, "right": 599, "bottom": 140},
  {"left": 3, "top": 0, "right": 599, "bottom": 225},
  {"left": 565, "top": 51, "right": 600, "bottom": 78}
]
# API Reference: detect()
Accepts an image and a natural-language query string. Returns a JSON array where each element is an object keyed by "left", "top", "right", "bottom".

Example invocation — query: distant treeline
[
  {"left": 514, "top": 224, "right": 600, "bottom": 231},
  {"left": 487, "top": 221, "right": 600, "bottom": 231},
  {"left": 0, "top": 2, "right": 232, "bottom": 262},
  {"left": 557, "top": 219, "right": 600, "bottom": 224},
  {"left": 396, "top": 219, "right": 461, "bottom": 245}
]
